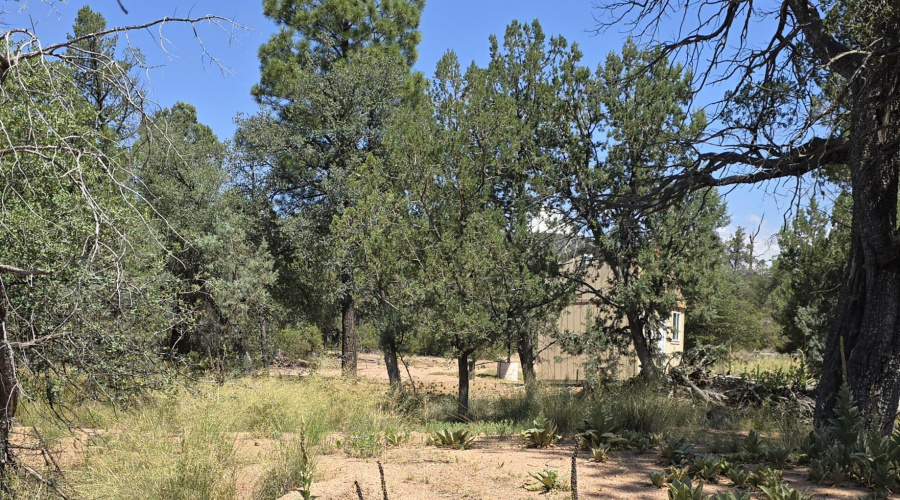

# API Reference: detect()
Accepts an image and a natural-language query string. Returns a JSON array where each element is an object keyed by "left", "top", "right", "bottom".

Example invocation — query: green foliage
[
  {"left": 274, "top": 325, "right": 324, "bottom": 362},
  {"left": 666, "top": 466, "right": 691, "bottom": 483},
  {"left": 771, "top": 196, "right": 850, "bottom": 370},
  {"left": 689, "top": 454, "right": 728, "bottom": 483},
  {"left": 649, "top": 470, "right": 668, "bottom": 488},
  {"left": 800, "top": 381, "right": 900, "bottom": 493},
  {"left": 738, "top": 430, "right": 764, "bottom": 463},
  {"left": 687, "top": 226, "right": 782, "bottom": 351},
  {"left": 383, "top": 428, "right": 410, "bottom": 447},
  {"left": 427, "top": 429, "right": 476, "bottom": 450},
  {"left": 707, "top": 490, "right": 752, "bottom": 500},
  {"left": 661, "top": 438, "right": 696, "bottom": 465},
  {"left": 758, "top": 482, "right": 813, "bottom": 500},
  {"left": 590, "top": 444, "right": 611, "bottom": 462},
  {"left": 727, "top": 468, "right": 753, "bottom": 487},
  {"left": 666, "top": 479, "right": 704, "bottom": 500},
  {"left": 524, "top": 469, "right": 569, "bottom": 493},
  {"left": 522, "top": 417, "right": 561, "bottom": 448},
  {"left": 765, "top": 446, "right": 792, "bottom": 469},
  {"left": 256, "top": 424, "right": 317, "bottom": 500},
  {"left": 547, "top": 38, "right": 726, "bottom": 378}
]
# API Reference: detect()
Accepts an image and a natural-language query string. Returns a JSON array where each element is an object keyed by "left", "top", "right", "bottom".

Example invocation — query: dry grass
[
  {"left": 14, "top": 375, "right": 402, "bottom": 500},
  {"left": 712, "top": 351, "right": 797, "bottom": 377}
]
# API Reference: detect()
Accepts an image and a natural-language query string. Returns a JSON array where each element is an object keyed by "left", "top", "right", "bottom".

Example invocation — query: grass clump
[{"left": 255, "top": 423, "right": 316, "bottom": 500}]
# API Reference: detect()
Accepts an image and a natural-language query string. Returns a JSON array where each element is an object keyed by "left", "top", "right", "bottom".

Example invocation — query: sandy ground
[
  {"left": 268, "top": 354, "right": 875, "bottom": 500},
  {"left": 276, "top": 437, "right": 871, "bottom": 499},
  {"left": 11, "top": 353, "right": 883, "bottom": 499}
]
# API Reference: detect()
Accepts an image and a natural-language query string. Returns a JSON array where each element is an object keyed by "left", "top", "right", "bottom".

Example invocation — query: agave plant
[
  {"left": 689, "top": 454, "right": 727, "bottom": 483},
  {"left": 758, "top": 482, "right": 813, "bottom": 500},
  {"left": 738, "top": 430, "right": 764, "bottom": 463},
  {"left": 707, "top": 490, "right": 752, "bottom": 500},
  {"left": 666, "top": 479, "right": 704, "bottom": 500},
  {"left": 666, "top": 466, "right": 690, "bottom": 483},
  {"left": 524, "top": 469, "right": 569, "bottom": 492},
  {"left": 579, "top": 406, "right": 627, "bottom": 448},
  {"left": 649, "top": 471, "right": 668, "bottom": 488},
  {"left": 727, "top": 467, "right": 753, "bottom": 488},
  {"left": 427, "top": 429, "right": 476, "bottom": 450},
  {"left": 661, "top": 438, "right": 695, "bottom": 465},
  {"left": 765, "top": 446, "right": 791, "bottom": 468},
  {"left": 522, "top": 417, "right": 561, "bottom": 448},
  {"left": 590, "top": 444, "right": 610, "bottom": 463}
]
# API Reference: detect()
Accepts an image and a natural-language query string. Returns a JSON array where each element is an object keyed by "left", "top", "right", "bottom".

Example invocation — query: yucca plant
[
  {"left": 522, "top": 417, "right": 561, "bottom": 449},
  {"left": 666, "top": 479, "right": 703, "bottom": 500},
  {"left": 427, "top": 429, "right": 476, "bottom": 450},
  {"left": 524, "top": 469, "right": 569, "bottom": 492}
]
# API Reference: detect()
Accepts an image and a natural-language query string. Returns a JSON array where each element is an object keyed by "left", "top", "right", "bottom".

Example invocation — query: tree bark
[
  {"left": 457, "top": 352, "right": 472, "bottom": 419},
  {"left": 0, "top": 285, "right": 17, "bottom": 475},
  {"left": 382, "top": 330, "right": 402, "bottom": 392},
  {"left": 627, "top": 314, "right": 660, "bottom": 380},
  {"left": 517, "top": 330, "right": 536, "bottom": 384},
  {"left": 815, "top": 77, "right": 900, "bottom": 433},
  {"left": 341, "top": 291, "right": 357, "bottom": 377}
]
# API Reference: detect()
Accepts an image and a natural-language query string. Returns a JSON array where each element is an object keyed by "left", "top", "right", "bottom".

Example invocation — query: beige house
[{"left": 535, "top": 262, "right": 685, "bottom": 383}]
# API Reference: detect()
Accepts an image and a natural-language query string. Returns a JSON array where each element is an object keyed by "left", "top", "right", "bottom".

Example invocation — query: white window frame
[{"left": 671, "top": 312, "right": 682, "bottom": 343}]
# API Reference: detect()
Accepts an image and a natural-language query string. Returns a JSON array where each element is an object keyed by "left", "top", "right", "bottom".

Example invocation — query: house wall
[{"left": 535, "top": 263, "right": 685, "bottom": 383}]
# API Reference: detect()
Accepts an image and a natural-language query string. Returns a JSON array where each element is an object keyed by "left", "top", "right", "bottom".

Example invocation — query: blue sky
[{"left": 8, "top": 0, "right": 803, "bottom": 258}]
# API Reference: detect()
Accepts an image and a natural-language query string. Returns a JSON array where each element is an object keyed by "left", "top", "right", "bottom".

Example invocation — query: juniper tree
[{"left": 548, "top": 40, "right": 726, "bottom": 379}]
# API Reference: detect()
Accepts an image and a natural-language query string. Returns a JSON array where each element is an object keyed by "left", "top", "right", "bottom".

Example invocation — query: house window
[{"left": 672, "top": 312, "right": 682, "bottom": 342}]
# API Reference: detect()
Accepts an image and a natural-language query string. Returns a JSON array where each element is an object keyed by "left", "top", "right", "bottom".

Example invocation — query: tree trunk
[
  {"left": 815, "top": 79, "right": 900, "bottom": 433},
  {"left": 457, "top": 352, "right": 471, "bottom": 419},
  {"left": 0, "top": 286, "right": 17, "bottom": 475},
  {"left": 627, "top": 314, "right": 660, "bottom": 380},
  {"left": 341, "top": 291, "right": 357, "bottom": 377},
  {"left": 382, "top": 331, "right": 403, "bottom": 392},
  {"left": 517, "top": 330, "right": 536, "bottom": 384}
]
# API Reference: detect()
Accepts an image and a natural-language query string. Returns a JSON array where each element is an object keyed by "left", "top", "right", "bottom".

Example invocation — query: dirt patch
[{"left": 275, "top": 436, "right": 871, "bottom": 500}]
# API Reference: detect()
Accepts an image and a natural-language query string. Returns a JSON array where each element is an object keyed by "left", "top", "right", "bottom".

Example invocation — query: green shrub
[
  {"left": 274, "top": 324, "right": 323, "bottom": 361},
  {"left": 356, "top": 323, "right": 380, "bottom": 353}
]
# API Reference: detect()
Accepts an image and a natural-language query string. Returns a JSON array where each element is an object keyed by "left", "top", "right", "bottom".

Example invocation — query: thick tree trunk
[
  {"left": 341, "top": 291, "right": 357, "bottom": 377},
  {"left": 628, "top": 314, "right": 660, "bottom": 380},
  {"left": 815, "top": 80, "right": 900, "bottom": 433},
  {"left": 0, "top": 288, "right": 17, "bottom": 475},
  {"left": 517, "top": 330, "right": 536, "bottom": 384},
  {"left": 382, "top": 332, "right": 403, "bottom": 392},
  {"left": 457, "top": 352, "right": 471, "bottom": 419}
]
